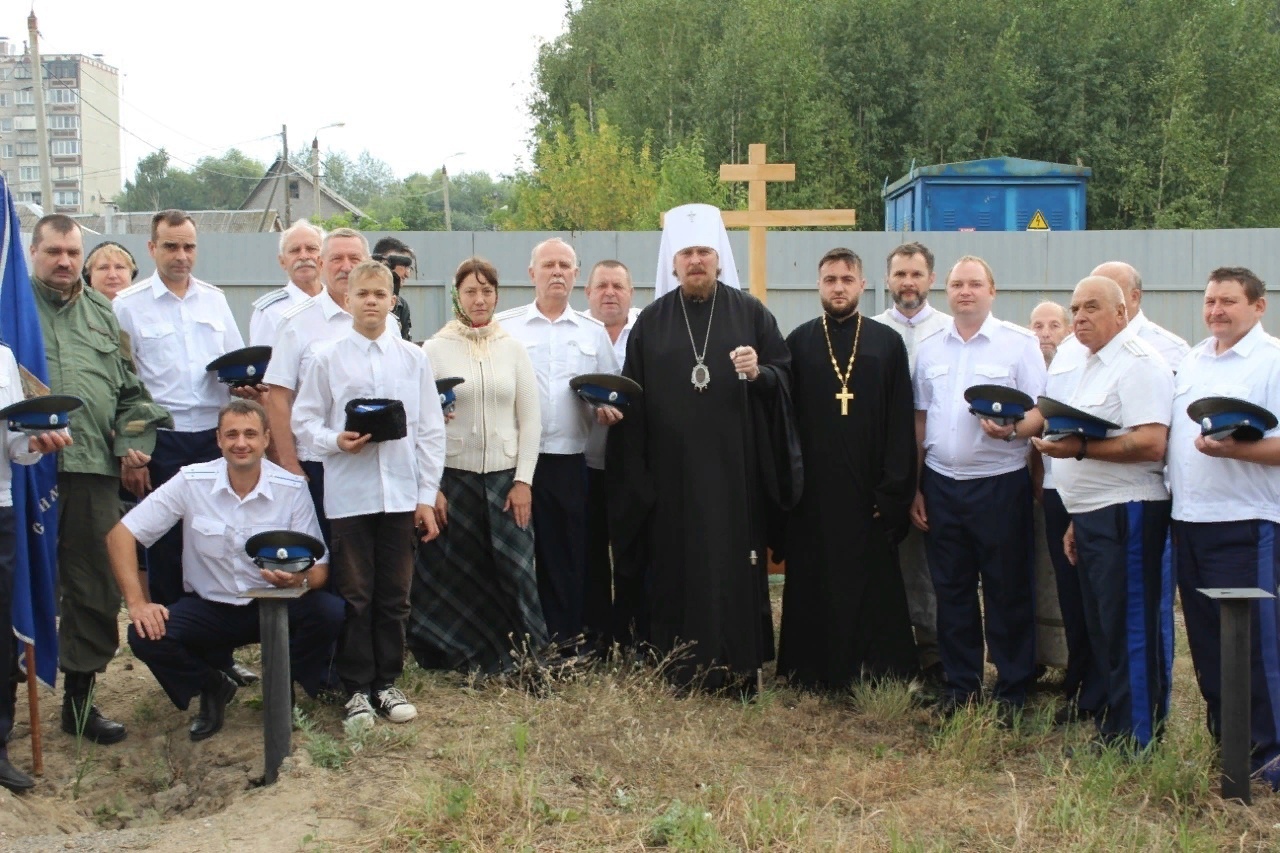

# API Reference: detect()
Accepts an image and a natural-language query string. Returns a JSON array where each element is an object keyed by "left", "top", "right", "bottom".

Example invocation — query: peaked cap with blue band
[
  {"left": 0, "top": 394, "right": 83, "bottom": 434},
  {"left": 569, "top": 373, "right": 643, "bottom": 410},
  {"left": 964, "top": 384, "right": 1034, "bottom": 426},
  {"left": 1187, "top": 396, "right": 1278, "bottom": 442},
  {"left": 245, "top": 530, "right": 325, "bottom": 574},
  {"left": 206, "top": 346, "right": 272, "bottom": 387},
  {"left": 1037, "top": 395, "right": 1119, "bottom": 440},
  {"left": 436, "top": 377, "right": 465, "bottom": 411}
]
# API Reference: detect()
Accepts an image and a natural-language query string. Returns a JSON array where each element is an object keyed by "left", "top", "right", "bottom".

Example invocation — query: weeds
[{"left": 69, "top": 680, "right": 101, "bottom": 800}]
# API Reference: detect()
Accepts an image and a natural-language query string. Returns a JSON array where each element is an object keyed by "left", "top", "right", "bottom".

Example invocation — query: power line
[{"left": 28, "top": 60, "right": 279, "bottom": 182}]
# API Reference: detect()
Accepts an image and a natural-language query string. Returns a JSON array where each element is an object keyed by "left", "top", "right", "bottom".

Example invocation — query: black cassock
[
  {"left": 609, "top": 283, "right": 800, "bottom": 689},
  {"left": 777, "top": 312, "right": 918, "bottom": 690}
]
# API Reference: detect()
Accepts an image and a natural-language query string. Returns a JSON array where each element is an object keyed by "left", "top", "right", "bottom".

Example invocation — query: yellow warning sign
[{"left": 1027, "top": 210, "right": 1050, "bottom": 231}]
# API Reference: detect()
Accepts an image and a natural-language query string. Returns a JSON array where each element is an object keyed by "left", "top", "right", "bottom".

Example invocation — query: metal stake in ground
[
  {"left": 243, "top": 587, "right": 305, "bottom": 785},
  {"left": 1199, "top": 586, "right": 1275, "bottom": 805}
]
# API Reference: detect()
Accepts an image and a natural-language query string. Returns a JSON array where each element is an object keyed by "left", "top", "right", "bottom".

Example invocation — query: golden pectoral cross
[{"left": 836, "top": 388, "right": 854, "bottom": 415}]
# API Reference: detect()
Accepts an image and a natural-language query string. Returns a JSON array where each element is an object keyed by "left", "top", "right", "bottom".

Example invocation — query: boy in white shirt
[{"left": 293, "top": 261, "right": 445, "bottom": 728}]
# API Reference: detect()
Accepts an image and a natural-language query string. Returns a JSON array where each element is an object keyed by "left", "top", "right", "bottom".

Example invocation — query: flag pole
[{"left": 24, "top": 645, "right": 42, "bottom": 775}]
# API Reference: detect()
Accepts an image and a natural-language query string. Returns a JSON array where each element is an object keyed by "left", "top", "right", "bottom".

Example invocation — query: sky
[{"left": 9, "top": 0, "right": 573, "bottom": 191}]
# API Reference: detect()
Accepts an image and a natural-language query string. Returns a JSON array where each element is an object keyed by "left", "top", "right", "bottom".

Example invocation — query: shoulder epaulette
[
  {"left": 182, "top": 464, "right": 218, "bottom": 480},
  {"left": 281, "top": 297, "right": 318, "bottom": 321},
  {"left": 115, "top": 280, "right": 150, "bottom": 299},
  {"left": 575, "top": 310, "right": 604, "bottom": 327},
  {"left": 1262, "top": 334, "right": 1280, "bottom": 350},
  {"left": 267, "top": 472, "right": 305, "bottom": 489},
  {"left": 191, "top": 278, "right": 224, "bottom": 294},
  {"left": 494, "top": 305, "right": 525, "bottom": 321},
  {"left": 1123, "top": 339, "right": 1150, "bottom": 358},
  {"left": 253, "top": 289, "right": 290, "bottom": 311},
  {"left": 1001, "top": 320, "right": 1037, "bottom": 338},
  {"left": 1146, "top": 323, "right": 1188, "bottom": 346},
  {"left": 918, "top": 324, "right": 947, "bottom": 343}
]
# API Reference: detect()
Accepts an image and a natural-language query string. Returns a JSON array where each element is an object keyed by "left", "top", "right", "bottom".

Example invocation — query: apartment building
[{"left": 0, "top": 35, "right": 121, "bottom": 215}]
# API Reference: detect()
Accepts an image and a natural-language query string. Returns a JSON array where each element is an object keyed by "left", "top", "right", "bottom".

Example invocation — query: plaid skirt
[{"left": 407, "top": 468, "right": 549, "bottom": 674}]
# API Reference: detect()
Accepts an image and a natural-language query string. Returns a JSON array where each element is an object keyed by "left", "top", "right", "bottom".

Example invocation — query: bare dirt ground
[{"left": 3, "top": 600, "right": 1280, "bottom": 851}]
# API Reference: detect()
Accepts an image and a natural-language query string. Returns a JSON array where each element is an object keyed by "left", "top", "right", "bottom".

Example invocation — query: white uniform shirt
[
  {"left": 120, "top": 457, "right": 323, "bottom": 605},
  {"left": 497, "top": 303, "right": 620, "bottom": 455},
  {"left": 293, "top": 325, "right": 446, "bottom": 519},
  {"left": 1050, "top": 325, "right": 1174, "bottom": 515},
  {"left": 262, "top": 289, "right": 351, "bottom": 393},
  {"left": 914, "top": 314, "right": 1046, "bottom": 480},
  {"left": 1169, "top": 322, "right": 1280, "bottom": 524},
  {"left": 0, "top": 346, "right": 43, "bottom": 507},
  {"left": 262, "top": 290, "right": 352, "bottom": 463},
  {"left": 1041, "top": 335, "right": 1089, "bottom": 491},
  {"left": 1130, "top": 309, "right": 1190, "bottom": 373},
  {"left": 873, "top": 303, "right": 951, "bottom": 373},
  {"left": 580, "top": 306, "right": 637, "bottom": 470},
  {"left": 249, "top": 281, "right": 312, "bottom": 347},
  {"left": 113, "top": 273, "right": 243, "bottom": 432}
]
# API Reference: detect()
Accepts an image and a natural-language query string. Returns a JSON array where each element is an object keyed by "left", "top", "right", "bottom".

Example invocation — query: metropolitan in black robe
[
  {"left": 777, "top": 311, "right": 918, "bottom": 690},
  {"left": 608, "top": 282, "right": 799, "bottom": 690}
]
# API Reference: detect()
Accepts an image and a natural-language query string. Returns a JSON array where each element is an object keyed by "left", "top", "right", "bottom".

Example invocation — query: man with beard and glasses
[
  {"left": 872, "top": 241, "right": 949, "bottom": 683},
  {"left": 776, "top": 248, "right": 917, "bottom": 691},
  {"left": 249, "top": 221, "right": 325, "bottom": 347}
]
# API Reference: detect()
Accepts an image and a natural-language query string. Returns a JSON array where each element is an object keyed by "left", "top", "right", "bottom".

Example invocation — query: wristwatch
[{"left": 1075, "top": 436, "right": 1088, "bottom": 461}]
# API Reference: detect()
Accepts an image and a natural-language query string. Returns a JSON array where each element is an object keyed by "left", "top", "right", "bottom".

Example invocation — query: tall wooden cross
[{"left": 719, "top": 143, "right": 857, "bottom": 302}]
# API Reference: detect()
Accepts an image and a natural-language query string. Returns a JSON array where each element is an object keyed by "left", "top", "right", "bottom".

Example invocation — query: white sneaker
[
  {"left": 344, "top": 691, "right": 376, "bottom": 733},
  {"left": 375, "top": 687, "right": 417, "bottom": 723}
]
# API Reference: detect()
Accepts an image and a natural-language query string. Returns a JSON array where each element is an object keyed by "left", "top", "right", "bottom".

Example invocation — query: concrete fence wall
[{"left": 66, "top": 228, "right": 1280, "bottom": 345}]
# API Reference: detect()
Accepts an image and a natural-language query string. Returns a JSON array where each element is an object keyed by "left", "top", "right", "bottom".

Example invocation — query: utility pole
[
  {"left": 312, "top": 136, "right": 321, "bottom": 220},
  {"left": 280, "top": 124, "right": 291, "bottom": 226},
  {"left": 442, "top": 164, "right": 452, "bottom": 232},
  {"left": 28, "top": 13, "right": 53, "bottom": 211}
]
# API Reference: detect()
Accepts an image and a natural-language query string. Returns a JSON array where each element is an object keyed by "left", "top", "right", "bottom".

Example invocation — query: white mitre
[{"left": 653, "top": 203, "right": 742, "bottom": 297}]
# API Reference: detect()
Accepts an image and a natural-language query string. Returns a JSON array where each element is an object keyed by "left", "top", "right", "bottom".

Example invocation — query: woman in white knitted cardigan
[{"left": 405, "top": 257, "right": 549, "bottom": 674}]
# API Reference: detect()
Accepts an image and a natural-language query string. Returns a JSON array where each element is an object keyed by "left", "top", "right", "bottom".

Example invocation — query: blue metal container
[{"left": 882, "top": 156, "right": 1092, "bottom": 232}]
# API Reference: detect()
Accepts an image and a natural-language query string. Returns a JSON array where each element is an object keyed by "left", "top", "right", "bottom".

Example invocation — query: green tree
[{"left": 508, "top": 106, "right": 660, "bottom": 230}]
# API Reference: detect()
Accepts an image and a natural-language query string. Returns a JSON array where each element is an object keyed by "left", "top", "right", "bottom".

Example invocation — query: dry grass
[{"left": 281, "top": 600, "right": 1280, "bottom": 852}]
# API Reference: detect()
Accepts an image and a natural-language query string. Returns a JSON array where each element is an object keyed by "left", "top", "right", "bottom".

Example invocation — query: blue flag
[{"left": 0, "top": 177, "right": 60, "bottom": 687}]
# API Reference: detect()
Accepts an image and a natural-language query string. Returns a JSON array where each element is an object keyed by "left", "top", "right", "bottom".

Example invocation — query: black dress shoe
[
  {"left": 190, "top": 672, "right": 238, "bottom": 741},
  {"left": 0, "top": 757, "right": 34, "bottom": 793},
  {"left": 224, "top": 663, "right": 260, "bottom": 687}
]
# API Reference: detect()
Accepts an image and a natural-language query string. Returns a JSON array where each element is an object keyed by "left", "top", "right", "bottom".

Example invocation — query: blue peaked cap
[
  {"left": 1037, "top": 396, "right": 1119, "bottom": 439},
  {"left": 1187, "top": 396, "right": 1277, "bottom": 442},
  {"left": 0, "top": 394, "right": 83, "bottom": 434},
  {"left": 964, "top": 384, "right": 1033, "bottom": 426}
]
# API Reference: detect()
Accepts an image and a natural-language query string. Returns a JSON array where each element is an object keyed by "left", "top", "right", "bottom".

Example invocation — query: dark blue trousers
[
  {"left": 531, "top": 453, "right": 588, "bottom": 644},
  {"left": 146, "top": 429, "right": 219, "bottom": 607},
  {"left": 299, "top": 460, "right": 331, "bottom": 553},
  {"left": 128, "top": 591, "right": 345, "bottom": 710},
  {"left": 1074, "top": 499, "right": 1172, "bottom": 747},
  {"left": 1174, "top": 519, "right": 1280, "bottom": 778},
  {"left": 922, "top": 467, "right": 1036, "bottom": 704},
  {"left": 0, "top": 507, "right": 15, "bottom": 757},
  {"left": 583, "top": 466, "right": 613, "bottom": 648},
  {"left": 1043, "top": 488, "right": 1105, "bottom": 712}
]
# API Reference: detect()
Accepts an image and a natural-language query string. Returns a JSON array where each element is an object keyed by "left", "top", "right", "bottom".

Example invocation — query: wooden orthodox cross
[{"left": 718, "top": 143, "right": 857, "bottom": 303}]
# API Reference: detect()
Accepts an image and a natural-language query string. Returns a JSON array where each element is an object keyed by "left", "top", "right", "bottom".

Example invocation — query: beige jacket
[{"left": 423, "top": 319, "right": 541, "bottom": 484}]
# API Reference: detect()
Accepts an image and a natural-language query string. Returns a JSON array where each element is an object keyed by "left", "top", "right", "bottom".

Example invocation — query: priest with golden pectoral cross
[{"left": 776, "top": 247, "right": 920, "bottom": 691}]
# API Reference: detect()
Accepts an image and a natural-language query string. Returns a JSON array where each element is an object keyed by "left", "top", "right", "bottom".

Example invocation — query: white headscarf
[{"left": 653, "top": 203, "right": 742, "bottom": 297}]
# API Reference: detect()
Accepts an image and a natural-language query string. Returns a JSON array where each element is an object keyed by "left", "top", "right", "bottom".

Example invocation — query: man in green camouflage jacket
[{"left": 28, "top": 215, "right": 172, "bottom": 745}]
